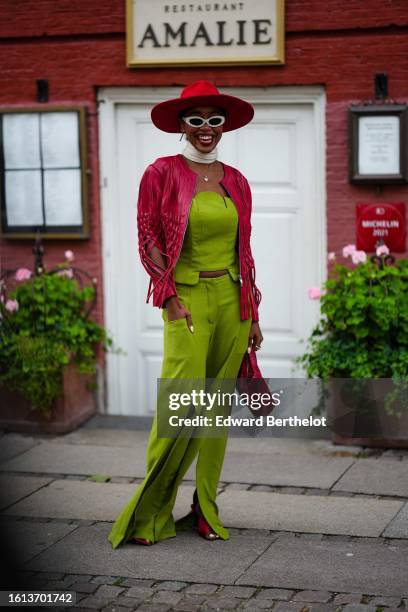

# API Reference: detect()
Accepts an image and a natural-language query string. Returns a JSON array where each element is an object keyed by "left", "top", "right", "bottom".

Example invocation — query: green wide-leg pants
[{"left": 108, "top": 274, "right": 252, "bottom": 549}]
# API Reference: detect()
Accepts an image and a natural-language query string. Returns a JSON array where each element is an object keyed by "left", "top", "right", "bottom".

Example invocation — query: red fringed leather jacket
[{"left": 137, "top": 153, "right": 261, "bottom": 322}]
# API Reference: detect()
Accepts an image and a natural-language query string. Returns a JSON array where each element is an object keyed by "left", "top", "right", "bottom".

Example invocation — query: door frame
[{"left": 97, "top": 85, "right": 327, "bottom": 415}]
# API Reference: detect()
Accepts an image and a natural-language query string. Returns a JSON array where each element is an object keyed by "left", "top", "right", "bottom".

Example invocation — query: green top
[{"left": 173, "top": 191, "right": 239, "bottom": 285}]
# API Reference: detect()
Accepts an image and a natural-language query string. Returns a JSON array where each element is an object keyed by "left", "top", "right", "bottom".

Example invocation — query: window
[{"left": 0, "top": 107, "right": 90, "bottom": 238}]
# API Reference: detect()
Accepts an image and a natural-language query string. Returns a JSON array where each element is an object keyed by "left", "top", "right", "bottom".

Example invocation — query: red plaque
[{"left": 356, "top": 202, "right": 406, "bottom": 252}]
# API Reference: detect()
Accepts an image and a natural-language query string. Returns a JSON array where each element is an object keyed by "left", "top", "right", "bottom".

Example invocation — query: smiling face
[{"left": 179, "top": 105, "right": 225, "bottom": 154}]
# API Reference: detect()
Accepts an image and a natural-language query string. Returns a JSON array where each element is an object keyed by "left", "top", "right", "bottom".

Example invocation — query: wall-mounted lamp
[
  {"left": 375, "top": 73, "right": 388, "bottom": 100},
  {"left": 36, "top": 79, "right": 49, "bottom": 103}
]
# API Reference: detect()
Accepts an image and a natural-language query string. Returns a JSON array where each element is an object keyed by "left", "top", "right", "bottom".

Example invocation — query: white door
[{"left": 99, "top": 87, "right": 326, "bottom": 415}]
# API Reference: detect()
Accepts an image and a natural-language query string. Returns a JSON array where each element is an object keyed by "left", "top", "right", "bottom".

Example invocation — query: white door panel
[{"left": 99, "top": 87, "right": 326, "bottom": 415}]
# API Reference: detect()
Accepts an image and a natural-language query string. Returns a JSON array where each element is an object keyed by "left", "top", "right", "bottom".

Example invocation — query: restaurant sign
[{"left": 126, "top": 0, "right": 285, "bottom": 67}]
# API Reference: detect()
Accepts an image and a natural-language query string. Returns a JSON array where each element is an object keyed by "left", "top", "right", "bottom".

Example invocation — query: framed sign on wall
[
  {"left": 0, "top": 107, "right": 90, "bottom": 239},
  {"left": 126, "top": 0, "right": 285, "bottom": 68},
  {"left": 348, "top": 104, "right": 408, "bottom": 184}
]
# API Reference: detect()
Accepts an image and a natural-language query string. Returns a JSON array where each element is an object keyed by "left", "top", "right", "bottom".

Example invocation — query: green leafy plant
[
  {"left": 0, "top": 252, "right": 122, "bottom": 415},
  {"left": 296, "top": 244, "right": 408, "bottom": 417}
]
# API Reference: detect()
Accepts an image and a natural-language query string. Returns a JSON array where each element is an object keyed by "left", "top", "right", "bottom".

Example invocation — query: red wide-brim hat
[{"left": 151, "top": 80, "right": 254, "bottom": 133}]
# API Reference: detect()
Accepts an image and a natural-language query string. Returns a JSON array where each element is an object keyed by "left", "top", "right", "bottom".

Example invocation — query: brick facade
[{"left": 1, "top": 0, "right": 407, "bottom": 366}]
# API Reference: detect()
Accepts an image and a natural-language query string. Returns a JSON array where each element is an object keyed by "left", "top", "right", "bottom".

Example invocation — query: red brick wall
[{"left": 1, "top": 0, "right": 407, "bottom": 364}]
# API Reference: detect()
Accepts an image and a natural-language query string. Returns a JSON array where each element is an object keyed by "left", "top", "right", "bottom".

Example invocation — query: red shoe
[
  {"left": 130, "top": 537, "right": 154, "bottom": 546},
  {"left": 191, "top": 502, "right": 220, "bottom": 541}
]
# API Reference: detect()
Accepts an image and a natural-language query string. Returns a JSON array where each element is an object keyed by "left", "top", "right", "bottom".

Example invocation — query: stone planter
[
  {"left": 326, "top": 378, "right": 408, "bottom": 449},
  {"left": 0, "top": 362, "right": 96, "bottom": 434}
]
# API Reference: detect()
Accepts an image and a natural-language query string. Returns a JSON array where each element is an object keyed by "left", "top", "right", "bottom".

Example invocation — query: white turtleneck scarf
[{"left": 181, "top": 139, "right": 218, "bottom": 164}]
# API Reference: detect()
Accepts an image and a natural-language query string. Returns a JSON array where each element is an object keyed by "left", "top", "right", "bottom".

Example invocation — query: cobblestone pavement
[
  {"left": 13, "top": 567, "right": 408, "bottom": 611},
  {"left": 1, "top": 428, "right": 407, "bottom": 612}
]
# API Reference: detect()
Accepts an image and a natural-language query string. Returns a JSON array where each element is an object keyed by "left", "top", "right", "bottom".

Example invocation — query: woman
[{"left": 108, "top": 80, "right": 263, "bottom": 548}]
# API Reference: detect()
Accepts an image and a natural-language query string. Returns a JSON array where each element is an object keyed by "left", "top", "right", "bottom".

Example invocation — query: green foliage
[
  {"left": 297, "top": 257, "right": 408, "bottom": 418},
  {"left": 0, "top": 266, "right": 119, "bottom": 415},
  {"left": 297, "top": 258, "right": 408, "bottom": 379}
]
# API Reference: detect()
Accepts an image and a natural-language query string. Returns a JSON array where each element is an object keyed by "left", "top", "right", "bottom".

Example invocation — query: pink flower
[
  {"left": 57, "top": 269, "right": 73, "bottom": 279},
  {"left": 5, "top": 299, "right": 19, "bottom": 312},
  {"left": 342, "top": 244, "right": 357, "bottom": 258},
  {"left": 308, "top": 287, "right": 323, "bottom": 300},
  {"left": 65, "top": 250, "right": 74, "bottom": 262},
  {"left": 328, "top": 252, "right": 336, "bottom": 261},
  {"left": 351, "top": 250, "right": 367, "bottom": 264},
  {"left": 376, "top": 244, "right": 390, "bottom": 256},
  {"left": 15, "top": 267, "right": 32, "bottom": 281}
]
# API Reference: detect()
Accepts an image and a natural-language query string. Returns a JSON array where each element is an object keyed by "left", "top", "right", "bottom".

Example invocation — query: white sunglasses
[{"left": 182, "top": 115, "right": 226, "bottom": 128}]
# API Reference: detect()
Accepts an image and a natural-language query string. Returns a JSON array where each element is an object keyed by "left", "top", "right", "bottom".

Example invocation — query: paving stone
[
  {"left": 77, "top": 595, "right": 114, "bottom": 609},
  {"left": 0, "top": 441, "right": 149, "bottom": 478},
  {"left": 333, "top": 459, "right": 408, "bottom": 497},
  {"left": 72, "top": 582, "right": 99, "bottom": 594},
  {"left": 152, "top": 590, "right": 184, "bottom": 605},
  {"left": 208, "top": 452, "right": 354, "bottom": 489},
  {"left": 341, "top": 605, "right": 377, "bottom": 611},
  {"left": 255, "top": 588, "right": 294, "bottom": 600},
  {"left": 135, "top": 604, "right": 172, "bottom": 612},
  {"left": 271, "top": 603, "right": 310, "bottom": 611},
  {"left": 0, "top": 434, "right": 38, "bottom": 464},
  {"left": 3, "top": 479, "right": 195, "bottom": 523},
  {"left": 59, "top": 428, "right": 149, "bottom": 448},
  {"left": 292, "top": 590, "right": 331, "bottom": 602},
  {"left": 369, "top": 596, "right": 403, "bottom": 607},
  {"left": 184, "top": 583, "right": 219, "bottom": 594},
  {"left": 237, "top": 533, "right": 408, "bottom": 597},
  {"left": 332, "top": 593, "right": 362, "bottom": 605},
  {"left": 65, "top": 574, "right": 95, "bottom": 584},
  {"left": 180, "top": 594, "right": 207, "bottom": 604},
  {"left": 101, "top": 606, "right": 129, "bottom": 612},
  {"left": 0, "top": 474, "right": 53, "bottom": 510},
  {"left": 154, "top": 581, "right": 188, "bottom": 591},
  {"left": 219, "top": 585, "right": 257, "bottom": 598},
  {"left": 0, "top": 517, "right": 77, "bottom": 564},
  {"left": 296, "top": 605, "right": 339, "bottom": 611},
  {"left": 25, "top": 523, "right": 274, "bottom": 585},
  {"left": 121, "top": 578, "right": 155, "bottom": 588},
  {"left": 90, "top": 575, "right": 121, "bottom": 584},
  {"left": 173, "top": 603, "right": 202, "bottom": 612},
  {"left": 43, "top": 578, "right": 77, "bottom": 590},
  {"left": 250, "top": 485, "right": 273, "bottom": 492},
  {"left": 115, "top": 597, "right": 145, "bottom": 608},
  {"left": 29, "top": 570, "right": 65, "bottom": 581},
  {"left": 124, "top": 586, "right": 155, "bottom": 599},
  {"left": 383, "top": 502, "right": 408, "bottom": 538},
  {"left": 23, "top": 575, "right": 49, "bottom": 587},
  {"left": 205, "top": 596, "right": 242, "bottom": 609},
  {"left": 95, "top": 584, "right": 126, "bottom": 598},
  {"left": 242, "top": 599, "right": 274, "bottom": 609},
  {"left": 216, "top": 489, "right": 402, "bottom": 536}
]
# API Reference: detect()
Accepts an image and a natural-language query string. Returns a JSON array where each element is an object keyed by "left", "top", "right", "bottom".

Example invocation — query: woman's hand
[
  {"left": 247, "top": 322, "right": 263, "bottom": 353},
  {"left": 164, "top": 296, "right": 194, "bottom": 333}
]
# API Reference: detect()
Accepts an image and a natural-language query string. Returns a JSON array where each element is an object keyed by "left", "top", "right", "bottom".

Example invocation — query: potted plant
[
  {"left": 296, "top": 244, "right": 408, "bottom": 448},
  {"left": 0, "top": 249, "right": 122, "bottom": 434}
]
